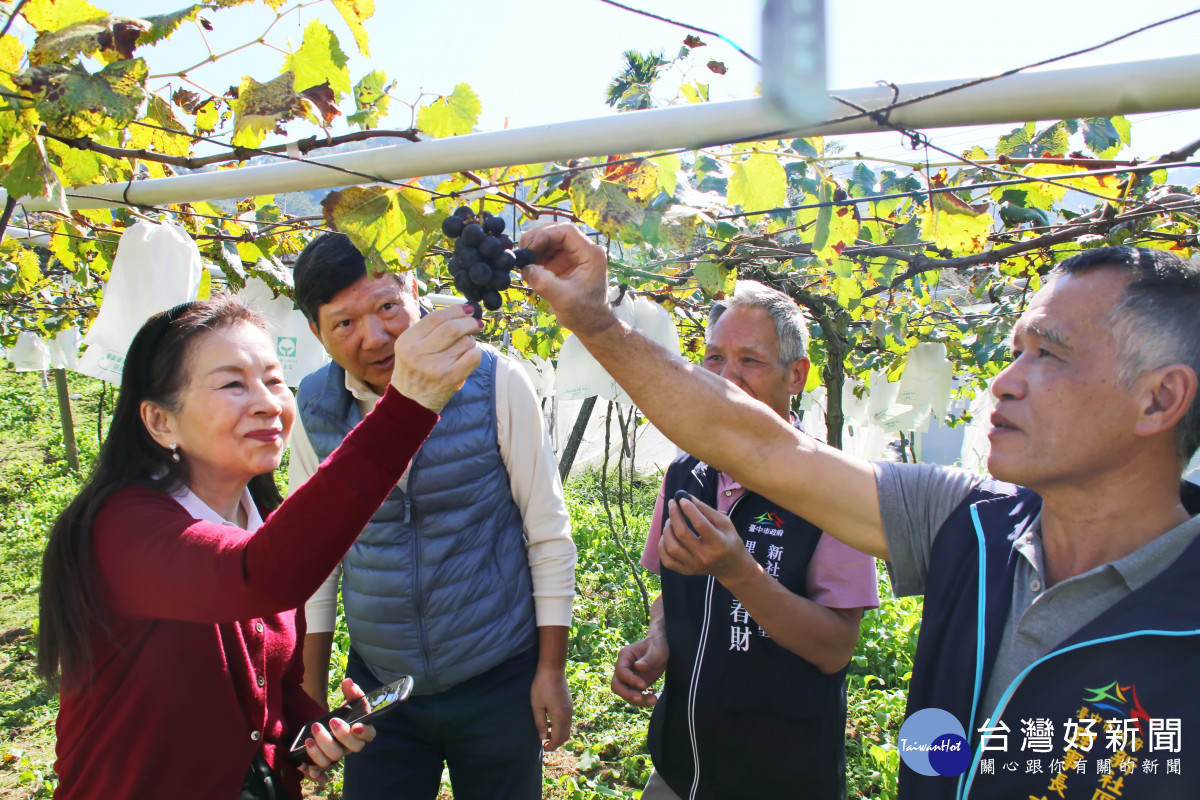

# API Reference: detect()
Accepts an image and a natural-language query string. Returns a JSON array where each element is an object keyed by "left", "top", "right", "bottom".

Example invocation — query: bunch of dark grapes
[{"left": 441, "top": 207, "right": 536, "bottom": 318}]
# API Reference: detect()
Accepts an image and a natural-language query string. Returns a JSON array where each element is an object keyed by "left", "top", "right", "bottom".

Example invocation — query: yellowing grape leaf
[
  {"left": 21, "top": 0, "right": 105, "bottom": 33},
  {"left": 129, "top": 94, "right": 191, "bottom": 157},
  {"left": 29, "top": 15, "right": 147, "bottom": 65},
  {"left": 727, "top": 151, "right": 786, "bottom": 214},
  {"left": 321, "top": 186, "right": 413, "bottom": 274},
  {"left": 231, "top": 72, "right": 302, "bottom": 147},
  {"left": 3, "top": 137, "right": 67, "bottom": 213},
  {"left": 0, "top": 242, "right": 43, "bottom": 293},
  {"left": 920, "top": 204, "right": 991, "bottom": 254},
  {"left": 642, "top": 205, "right": 709, "bottom": 250},
  {"left": 15, "top": 58, "right": 149, "bottom": 138},
  {"left": 0, "top": 35, "right": 26, "bottom": 87},
  {"left": 813, "top": 179, "right": 859, "bottom": 265},
  {"left": 332, "top": 0, "right": 374, "bottom": 56},
  {"left": 285, "top": 20, "right": 350, "bottom": 98},
  {"left": 141, "top": 5, "right": 203, "bottom": 47},
  {"left": 417, "top": 83, "right": 480, "bottom": 138},
  {"left": 568, "top": 176, "right": 645, "bottom": 243},
  {"left": 194, "top": 99, "right": 219, "bottom": 132}
]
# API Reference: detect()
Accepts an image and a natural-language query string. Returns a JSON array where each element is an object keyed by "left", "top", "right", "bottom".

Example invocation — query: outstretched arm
[{"left": 520, "top": 223, "right": 887, "bottom": 558}]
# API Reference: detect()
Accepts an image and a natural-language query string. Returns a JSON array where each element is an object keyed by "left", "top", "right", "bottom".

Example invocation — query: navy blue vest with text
[
  {"left": 901, "top": 480, "right": 1200, "bottom": 800},
  {"left": 296, "top": 346, "right": 536, "bottom": 695},
  {"left": 651, "top": 443, "right": 849, "bottom": 800}
]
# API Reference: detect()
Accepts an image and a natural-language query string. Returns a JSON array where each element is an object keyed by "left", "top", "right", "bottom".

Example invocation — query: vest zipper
[
  {"left": 684, "top": 491, "right": 747, "bottom": 800},
  {"left": 405, "top": 482, "right": 437, "bottom": 693}
]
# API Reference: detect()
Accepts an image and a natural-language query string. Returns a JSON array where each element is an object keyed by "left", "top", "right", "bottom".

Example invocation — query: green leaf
[
  {"left": 727, "top": 151, "right": 786, "bottom": 214},
  {"left": 679, "top": 81, "right": 708, "bottom": 103},
  {"left": 346, "top": 69, "right": 390, "bottom": 130},
  {"left": 3, "top": 136, "right": 67, "bottom": 212},
  {"left": 321, "top": 186, "right": 414, "bottom": 274},
  {"left": 21, "top": 0, "right": 106, "bottom": 33},
  {"left": 194, "top": 98, "right": 218, "bottom": 132},
  {"left": 995, "top": 122, "right": 1035, "bottom": 158},
  {"left": 694, "top": 256, "right": 734, "bottom": 296},
  {"left": 1030, "top": 122, "right": 1069, "bottom": 156},
  {"left": 0, "top": 242, "right": 42, "bottom": 292},
  {"left": 141, "top": 5, "right": 203, "bottom": 48},
  {"left": 790, "top": 137, "right": 822, "bottom": 159},
  {"left": 651, "top": 152, "right": 680, "bottom": 196},
  {"left": 416, "top": 83, "right": 480, "bottom": 138},
  {"left": 641, "top": 205, "right": 709, "bottom": 250},
  {"left": 1079, "top": 117, "right": 1124, "bottom": 159},
  {"left": 331, "top": 0, "right": 374, "bottom": 56},
  {"left": 812, "top": 179, "right": 859, "bottom": 265},
  {"left": 15, "top": 58, "right": 149, "bottom": 138},
  {"left": 568, "top": 175, "right": 645, "bottom": 243},
  {"left": 284, "top": 20, "right": 350, "bottom": 97}
]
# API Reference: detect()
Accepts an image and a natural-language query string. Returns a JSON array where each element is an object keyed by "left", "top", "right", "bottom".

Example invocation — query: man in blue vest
[
  {"left": 521, "top": 224, "right": 1200, "bottom": 800},
  {"left": 611, "top": 281, "right": 878, "bottom": 800},
  {"left": 287, "top": 232, "right": 577, "bottom": 800}
]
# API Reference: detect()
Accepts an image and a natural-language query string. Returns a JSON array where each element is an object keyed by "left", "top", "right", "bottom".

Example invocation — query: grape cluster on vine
[{"left": 441, "top": 207, "right": 535, "bottom": 319}]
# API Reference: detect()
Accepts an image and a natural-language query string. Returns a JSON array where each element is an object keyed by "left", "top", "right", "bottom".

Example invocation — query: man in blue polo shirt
[{"left": 520, "top": 224, "right": 1200, "bottom": 800}]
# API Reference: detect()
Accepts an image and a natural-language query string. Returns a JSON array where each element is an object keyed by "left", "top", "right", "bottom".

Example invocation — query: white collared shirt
[{"left": 172, "top": 485, "right": 265, "bottom": 532}]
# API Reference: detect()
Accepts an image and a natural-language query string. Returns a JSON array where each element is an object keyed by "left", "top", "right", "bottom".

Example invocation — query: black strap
[{"left": 238, "top": 752, "right": 291, "bottom": 800}]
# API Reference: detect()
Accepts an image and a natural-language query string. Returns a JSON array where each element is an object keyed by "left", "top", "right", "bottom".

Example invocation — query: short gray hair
[
  {"left": 1053, "top": 246, "right": 1200, "bottom": 464},
  {"left": 706, "top": 280, "right": 810, "bottom": 366}
]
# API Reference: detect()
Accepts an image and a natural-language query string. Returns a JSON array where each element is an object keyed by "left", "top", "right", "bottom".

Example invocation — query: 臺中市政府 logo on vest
[
  {"left": 748, "top": 510, "right": 785, "bottom": 537},
  {"left": 899, "top": 708, "right": 971, "bottom": 777}
]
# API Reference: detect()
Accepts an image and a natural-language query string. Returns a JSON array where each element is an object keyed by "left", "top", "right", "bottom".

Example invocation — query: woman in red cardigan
[{"left": 36, "top": 295, "right": 483, "bottom": 799}]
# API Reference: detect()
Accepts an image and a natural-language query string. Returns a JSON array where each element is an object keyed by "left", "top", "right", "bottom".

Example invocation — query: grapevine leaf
[
  {"left": 29, "top": 15, "right": 148, "bottom": 65},
  {"left": 20, "top": 0, "right": 106, "bottom": 33},
  {"left": 347, "top": 69, "right": 389, "bottom": 129},
  {"left": 128, "top": 93, "right": 191, "bottom": 157},
  {"left": 299, "top": 82, "right": 341, "bottom": 126},
  {"left": 284, "top": 20, "right": 350, "bottom": 98},
  {"left": 15, "top": 58, "right": 149, "bottom": 138},
  {"left": 0, "top": 35, "right": 26, "bottom": 88},
  {"left": 920, "top": 202, "right": 991, "bottom": 254},
  {"left": 231, "top": 71, "right": 302, "bottom": 148},
  {"left": 1079, "top": 117, "right": 1124, "bottom": 159},
  {"left": 196, "top": 266, "right": 212, "bottom": 300},
  {"left": 0, "top": 242, "right": 42, "bottom": 293},
  {"left": 651, "top": 152, "right": 680, "bottom": 196},
  {"left": 1030, "top": 122, "right": 1069, "bottom": 157},
  {"left": 416, "top": 83, "right": 480, "bottom": 138},
  {"left": 693, "top": 256, "right": 734, "bottom": 296},
  {"left": 3, "top": 137, "right": 68, "bottom": 213},
  {"left": 194, "top": 98, "right": 218, "bottom": 132},
  {"left": 679, "top": 82, "right": 708, "bottom": 104},
  {"left": 1109, "top": 115, "right": 1132, "bottom": 147},
  {"left": 996, "top": 122, "right": 1035, "bottom": 158},
  {"left": 813, "top": 179, "right": 859, "bottom": 265},
  {"left": 246, "top": 256, "right": 292, "bottom": 296},
  {"left": 642, "top": 205, "right": 709, "bottom": 250},
  {"left": 46, "top": 137, "right": 114, "bottom": 185},
  {"left": 568, "top": 175, "right": 645, "bottom": 243},
  {"left": 331, "top": 0, "right": 374, "bottom": 56},
  {"left": 321, "top": 186, "right": 412, "bottom": 274},
  {"left": 141, "top": 5, "right": 203, "bottom": 48},
  {"left": 727, "top": 151, "right": 786, "bottom": 214},
  {"left": 209, "top": 240, "right": 246, "bottom": 289}
]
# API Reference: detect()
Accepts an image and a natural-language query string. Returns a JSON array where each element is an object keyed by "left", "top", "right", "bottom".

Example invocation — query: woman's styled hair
[{"left": 37, "top": 295, "right": 284, "bottom": 687}]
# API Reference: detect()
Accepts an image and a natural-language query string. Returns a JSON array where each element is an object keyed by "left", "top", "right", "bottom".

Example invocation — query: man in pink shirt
[{"left": 611, "top": 281, "right": 879, "bottom": 800}]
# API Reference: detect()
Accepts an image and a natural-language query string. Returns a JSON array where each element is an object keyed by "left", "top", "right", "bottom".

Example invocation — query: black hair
[
  {"left": 1053, "top": 246, "right": 1200, "bottom": 462},
  {"left": 37, "top": 296, "right": 283, "bottom": 688},
  {"left": 293, "top": 233, "right": 369, "bottom": 326}
]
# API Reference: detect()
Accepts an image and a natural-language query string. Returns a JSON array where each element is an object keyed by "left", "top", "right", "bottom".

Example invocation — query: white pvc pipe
[
  {"left": 21, "top": 53, "right": 1200, "bottom": 212},
  {"left": 2, "top": 224, "right": 52, "bottom": 246}
]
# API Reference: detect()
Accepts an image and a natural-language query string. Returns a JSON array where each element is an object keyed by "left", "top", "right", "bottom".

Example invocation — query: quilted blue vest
[
  {"left": 296, "top": 346, "right": 536, "bottom": 694},
  {"left": 901, "top": 480, "right": 1200, "bottom": 800}
]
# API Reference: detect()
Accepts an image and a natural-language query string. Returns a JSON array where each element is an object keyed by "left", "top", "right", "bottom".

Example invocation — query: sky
[{"left": 15, "top": 1, "right": 1200, "bottom": 165}]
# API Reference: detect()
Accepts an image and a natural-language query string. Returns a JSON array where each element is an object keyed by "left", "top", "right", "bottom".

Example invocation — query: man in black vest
[
  {"left": 522, "top": 224, "right": 1200, "bottom": 800},
  {"left": 611, "top": 281, "right": 878, "bottom": 800}
]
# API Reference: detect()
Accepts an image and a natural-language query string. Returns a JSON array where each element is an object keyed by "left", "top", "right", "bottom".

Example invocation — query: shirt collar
[
  {"left": 172, "top": 485, "right": 264, "bottom": 532},
  {"left": 344, "top": 370, "right": 384, "bottom": 404}
]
